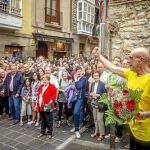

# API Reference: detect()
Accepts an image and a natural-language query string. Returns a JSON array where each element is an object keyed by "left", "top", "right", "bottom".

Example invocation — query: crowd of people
[{"left": 0, "top": 47, "right": 150, "bottom": 150}]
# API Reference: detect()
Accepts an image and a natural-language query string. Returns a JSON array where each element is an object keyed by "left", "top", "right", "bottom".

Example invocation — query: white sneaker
[
  {"left": 70, "top": 128, "right": 75, "bottom": 132},
  {"left": 19, "top": 121, "right": 24, "bottom": 126},
  {"left": 27, "top": 121, "right": 34, "bottom": 125},
  {"left": 105, "top": 134, "right": 110, "bottom": 139},
  {"left": 124, "top": 144, "right": 129, "bottom": 149},
  {"left": 35, "top": 122, "right": 40, "bottom": 127},
  {"left": 75, "top": 131, "right": 81, "bottom": 139},
  {"left": 28, "top": 118, "right": 31, "bottom": 122},
  {"left": 115, "top": 137, "right": 120, "bottom": 143}
]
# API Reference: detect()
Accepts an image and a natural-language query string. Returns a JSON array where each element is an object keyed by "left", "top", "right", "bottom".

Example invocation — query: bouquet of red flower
[{"left": 99, "top": 86, "right": 143, "bottom": 125}]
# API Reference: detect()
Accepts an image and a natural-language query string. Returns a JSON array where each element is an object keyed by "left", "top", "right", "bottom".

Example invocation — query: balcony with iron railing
[
  {"left": 45, "top": 7, "right": 63, "bottom": 28},
  {"left": 0, "top": 0, "right": 22, "bottom": 29},
  {"left": 0, "top": 0, "right": 9, "bottom": 13},
  {"left": 0, "top": 0, "right": 21, "bottom": 16},
  {"left": 11, "top": 7, "right": 21, "bottom": 16}
]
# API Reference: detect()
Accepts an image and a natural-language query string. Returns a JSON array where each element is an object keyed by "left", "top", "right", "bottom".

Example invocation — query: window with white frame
[
  {"left": 77, "top": 0, "right": 95, "bottom": 35},
  {"left": 83, "top": 3, "right": 87, "bottom": 21},
  {"left": 0, "top": 0, "right": 22, "bottom": 15},
  {"left": 11, "top": 0, "right": 21, "bottom": 16},
  {"left": 11, "top": 0, "right": 20, "bottom": 8},
  {"left": 87, "top": 0, "right": 95, "bottom": 5},
  {"left": 78, "top": 2, "right": 82, "bottom": 20}
]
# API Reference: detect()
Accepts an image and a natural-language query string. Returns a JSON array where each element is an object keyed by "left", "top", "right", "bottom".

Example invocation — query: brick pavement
[{"left": 0, "top": 118, "right": 127, "bottom": 150}]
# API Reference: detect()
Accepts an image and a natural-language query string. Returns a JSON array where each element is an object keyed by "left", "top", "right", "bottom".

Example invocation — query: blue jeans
[
  {"left": 8, "top": 94, "right": 20, "bottom": 120},
  {"left": 74, "top": 99, "right": 84, "bottom": 131}
]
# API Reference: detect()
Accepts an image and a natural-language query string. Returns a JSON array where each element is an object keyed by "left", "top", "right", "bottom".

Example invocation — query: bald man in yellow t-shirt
[{"left": 92, "top": 47, "right": 150, "bottom": 150}]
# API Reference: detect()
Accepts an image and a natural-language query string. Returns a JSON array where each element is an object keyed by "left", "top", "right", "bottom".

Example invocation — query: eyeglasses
[{"left": 128, "top": 56, "right": 143, "bottom": 61}]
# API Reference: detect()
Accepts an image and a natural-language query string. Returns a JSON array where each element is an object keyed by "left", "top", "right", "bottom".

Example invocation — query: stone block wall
[
  {"left": 109, "top": 0, "right": 150, "bottom": 58},
  {"left": 72, "top": 0, "right": 77, "bottom": 33}
]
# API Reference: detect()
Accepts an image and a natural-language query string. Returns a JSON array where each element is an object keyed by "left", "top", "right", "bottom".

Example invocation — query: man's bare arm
[
  {"left": 99, "top": 54, "right": 124, "bottom": 77},
  {"left": 93, "top": 47, "right": 124, "bottom": 77}
]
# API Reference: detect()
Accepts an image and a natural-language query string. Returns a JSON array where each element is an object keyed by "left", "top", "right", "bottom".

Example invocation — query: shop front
[
  {"left": 4, "top": 45, "right": 23, "bottom": 60},
  {"left": 33, "top": 33, "right": 74, "bottom": 60}
]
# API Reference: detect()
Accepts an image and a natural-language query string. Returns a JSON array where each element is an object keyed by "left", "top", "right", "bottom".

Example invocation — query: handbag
[
  {"left": 43, "top": 104, "right": 53, "bottom": 112},
  {"left": 90, "top": 97, "right": 107, "bottom": 112},
  {"left": 98, "top": 102, "right": 107, "bottom": 112},
  {"left": 71, "top": 91, "right": 78, "bottom": 103}
]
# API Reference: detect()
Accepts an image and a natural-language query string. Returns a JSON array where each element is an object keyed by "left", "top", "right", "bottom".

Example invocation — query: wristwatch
[{"left": 141, "top": 112, "right": 147, "bottom": 120}]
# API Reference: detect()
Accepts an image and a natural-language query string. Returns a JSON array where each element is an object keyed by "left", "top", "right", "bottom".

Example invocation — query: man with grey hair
[{"left": 4, "top": 65, "right": 23, "bottom": 124}]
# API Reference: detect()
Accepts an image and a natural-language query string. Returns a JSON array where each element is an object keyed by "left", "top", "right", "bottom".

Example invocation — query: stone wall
[
  {"left": 109, "top": 0, "right": 150, "bottom": 58},
  {"left": 0, "top": 31, "right": 34, "bottom": 58},
  {"left": 72, "top": 0, "right": 77, "bottom": 33}
]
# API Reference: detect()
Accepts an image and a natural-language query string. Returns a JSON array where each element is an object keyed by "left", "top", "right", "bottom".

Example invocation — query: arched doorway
[{"left": 36, "top": 41, "right": 48, "bottom": 58}]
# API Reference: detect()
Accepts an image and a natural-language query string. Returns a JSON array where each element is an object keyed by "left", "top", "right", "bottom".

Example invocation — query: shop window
[
  {"left": 56, "top": 41, "right": 65, "bottom": 51},
  {"left": 4, "top": 45, "right": 22, "bottom": 59}
]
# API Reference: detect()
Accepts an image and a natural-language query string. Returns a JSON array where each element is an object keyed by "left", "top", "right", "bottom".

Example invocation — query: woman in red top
[{"left": 36, "top": 74, "right": 57, "bottom": 139}]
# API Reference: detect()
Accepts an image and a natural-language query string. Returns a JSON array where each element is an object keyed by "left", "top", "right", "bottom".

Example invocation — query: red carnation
[
  {"left": 113, "top": 100, "right": 123, "bottom": 110},
  {"left": 126, "top": 99, "right": 135, "bottom": 111},
  {"left": 114, "top": 111, "right": 120, "bottom": 118},
  {"left": 122, "top": 89, "right": 129, "bottom": 95}
]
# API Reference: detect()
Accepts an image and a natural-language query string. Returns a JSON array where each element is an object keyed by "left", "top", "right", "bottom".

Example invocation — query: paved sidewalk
[
  {"left": 0, "top": 118, "right": 128, "bottom": 150},
  {"left": 0, "top": 119, "right": 73, "bottom": 150}
]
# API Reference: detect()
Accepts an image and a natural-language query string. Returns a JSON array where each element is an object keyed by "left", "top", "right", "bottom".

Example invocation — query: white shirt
[
  {"left": 100, "top": 70, "right": 109, "bottom": 84},
  {"left": 93, "top": 82, "right": 98, "bottom": 93},
  {"left": 50, "top": 74, "right": 59, "bottom": 89},
  {"left": 39, "top": 85, "right": 48, "bottom": 107}
]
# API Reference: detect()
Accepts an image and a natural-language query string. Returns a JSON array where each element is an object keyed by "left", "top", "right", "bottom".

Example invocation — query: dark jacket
[
  {"left": 90, "top": 80, "right": 106, "bottom": 95},
  {"left": 75, "top": 76, "right": 87, "bottom": 100},
  {"left": 3, "top": 72, "right": 24, "bottom": 96}
]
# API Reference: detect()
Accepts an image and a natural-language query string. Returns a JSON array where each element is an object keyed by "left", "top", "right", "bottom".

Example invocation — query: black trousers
[
  {"left": 130, "top": 132, "right": 150, "bottom": 150},
  {"left": 40, "top": 111, "right": 53, "bottom": 135},
  {"left": 58, "top": 102, "right": 69, "bottom": 121},
  {"left": 0, "top": 96, "right": 9, "bottom": 115}
]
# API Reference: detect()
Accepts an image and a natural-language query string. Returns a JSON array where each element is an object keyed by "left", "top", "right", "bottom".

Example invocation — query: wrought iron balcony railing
[
  {"left": 0, "top": 0, "right": 21, "bottom": 16},
  {"left": 0, "top": 0, "right": 9, "bottom": 12}
]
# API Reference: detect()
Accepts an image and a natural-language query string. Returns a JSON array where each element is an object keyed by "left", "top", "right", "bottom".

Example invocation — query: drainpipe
[
  {"left": 70, "top": 0, "right": 73, "bottom": 57},
  {"left": 34, "top": 0, "right": 38, "bottom": 58}
]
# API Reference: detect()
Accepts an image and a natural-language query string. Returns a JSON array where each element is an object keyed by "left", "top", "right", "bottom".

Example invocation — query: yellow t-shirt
[{"left": 124, "top": 69, "right": 150, "bottom": 141}]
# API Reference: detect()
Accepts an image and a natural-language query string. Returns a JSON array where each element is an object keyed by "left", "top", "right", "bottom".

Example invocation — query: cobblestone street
[{"left": 0, "top": 117, "right": 127, "bottom": 150}]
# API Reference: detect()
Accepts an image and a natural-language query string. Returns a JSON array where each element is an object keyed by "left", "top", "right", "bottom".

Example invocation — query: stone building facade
[
  {"left": 0, "top": 0, "right": 33, "bottom": 59},
  {"left": 109, "top": 0, "right": 150, "bottom": 58},
  {"left": 71, "top": 0, "right": 99, "bottom": 57},
  {"left": 0, "top": 0, "right": 73, "bottom": 60},
  {"left": 32, "top": 0, "right": 73, "bottom": 60}
]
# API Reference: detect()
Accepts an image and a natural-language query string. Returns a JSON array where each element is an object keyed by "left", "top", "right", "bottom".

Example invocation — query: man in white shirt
[
  {"left": 96, "top": 61, "right": 109, "bottom": 85},
  {"left": 44, "top": 66, "right": 59, "bottom": 89},
  {"left": 44, "top": 66, "right": 59, "bottom": 102}
]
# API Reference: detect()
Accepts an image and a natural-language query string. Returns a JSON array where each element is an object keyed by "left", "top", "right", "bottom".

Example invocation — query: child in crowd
[
  {"left": 28, "top": 72, "right": 41, "bottom": 126},
  {"left": 20, "top": 79, "right": 32, "bottom": 126}
]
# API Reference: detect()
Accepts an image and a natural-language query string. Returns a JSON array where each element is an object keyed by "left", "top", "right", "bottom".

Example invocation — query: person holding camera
[
  {"left": 90, "top": 72, "right": 106, "bottom": 141},
  {"left": 36, "top": 74, "right": 57, "bottom": 139}
]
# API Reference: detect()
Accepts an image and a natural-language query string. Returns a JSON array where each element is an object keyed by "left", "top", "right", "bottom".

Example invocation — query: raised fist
[{"left": 92, "top": 47, "right": 100, "bottom": 57}]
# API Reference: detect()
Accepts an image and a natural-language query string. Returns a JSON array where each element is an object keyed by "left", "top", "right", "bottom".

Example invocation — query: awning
[{"left": 32, "top": 33, "right": 74, "bottom": 43}]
